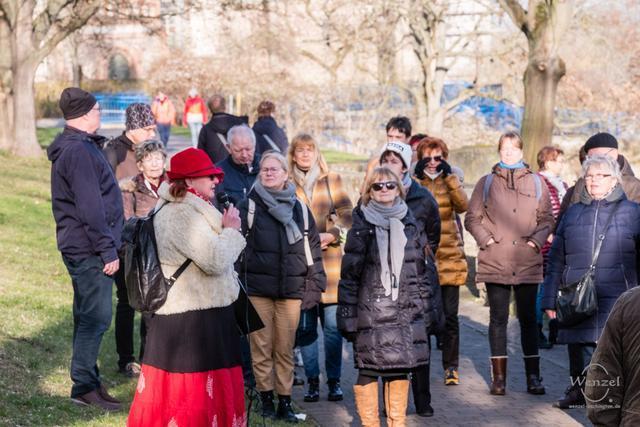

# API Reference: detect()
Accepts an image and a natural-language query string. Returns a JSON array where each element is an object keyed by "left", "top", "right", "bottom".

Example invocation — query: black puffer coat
[
  {"left": 237, "top": 189, "right": 327, "bottom": 309},
  {"left": 337, "top": 205, "right": 431, "bottom": 371}
]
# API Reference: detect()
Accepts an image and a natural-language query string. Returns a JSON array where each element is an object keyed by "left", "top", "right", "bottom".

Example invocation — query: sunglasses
[
  {"left": 371, "top": 181, "right": 398, "bottom": 192},
  {"left": 423, "top": 156, "right": 442, "bottom": 162}
]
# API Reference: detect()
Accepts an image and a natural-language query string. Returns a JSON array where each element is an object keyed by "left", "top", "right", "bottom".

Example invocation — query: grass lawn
[{"left": 0, "top": 150, "right": 314, "bottom": 426}]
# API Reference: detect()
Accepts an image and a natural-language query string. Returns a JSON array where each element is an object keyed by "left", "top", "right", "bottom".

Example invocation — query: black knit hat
[
  {"left": 584, "top": 132, "right": 618, "bottom": 152},
  {"left": 58, "top": 87, "right": 97, "bottom": 120}
]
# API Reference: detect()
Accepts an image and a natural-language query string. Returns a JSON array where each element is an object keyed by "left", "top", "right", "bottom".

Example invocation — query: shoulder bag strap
[
  {"left": 325, "top": 174, "right": 335, "bottom": 215},
  {"left": 262, "top": 134, "right": 281, "bottom": 152},
  {"left": 297, "top": 198, "right": 314, "bottom": 267},
  {"left": 589, "top": 202, "right": 621, "bottom": 269}
]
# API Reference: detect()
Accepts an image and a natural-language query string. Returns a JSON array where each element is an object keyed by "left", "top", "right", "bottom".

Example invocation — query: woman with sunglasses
[
  {"left": 465, "top": 132, "right": 554, "bottom": 396},
  {"left": 238, "top": 151, "right": 326, "bottom": 423},
  {"left": 414, "top": 137, "right": 468, "bottom": 387},
  {"left": 338, "top": 166, "right": 431, "bottom": 427}
]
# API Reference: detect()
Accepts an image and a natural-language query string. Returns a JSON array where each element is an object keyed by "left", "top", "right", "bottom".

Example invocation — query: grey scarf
[
  {"left": 253, "top": 181, "right": 302, "bottom": 244},
  {"left": 293, "top": 164, "right": 321, "bottom": 202},
  {"left": 361, "top": 198, "right": 408, "bottom": 301}
]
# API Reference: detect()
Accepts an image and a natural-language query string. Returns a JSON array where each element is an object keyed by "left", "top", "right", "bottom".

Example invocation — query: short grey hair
[
  {"left": 227, "top": 124, "right": 256, "bottom": 148},
  {"left": 582, "top": 155, "right": 621, "bottom": 181},
  {"left": 135, "top": 140, "right": 166, "bottom": 163}
]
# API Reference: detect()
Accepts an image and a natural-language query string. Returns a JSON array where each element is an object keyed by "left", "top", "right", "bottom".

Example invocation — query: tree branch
[{"left": 497, "top": 0, "right": 530, "bottom": 37}]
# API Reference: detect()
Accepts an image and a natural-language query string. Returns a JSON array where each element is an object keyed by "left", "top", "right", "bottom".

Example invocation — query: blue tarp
[{"left": 93, "top": 92, "right": 151, "bottom": 124}]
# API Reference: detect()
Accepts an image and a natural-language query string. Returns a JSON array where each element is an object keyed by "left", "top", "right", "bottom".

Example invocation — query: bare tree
[
  {"left": 0, "top": 1, "right": 102, "bottom": 156},
  {"left": 498, "top": 0, "right": 574, "bottom": 164}
]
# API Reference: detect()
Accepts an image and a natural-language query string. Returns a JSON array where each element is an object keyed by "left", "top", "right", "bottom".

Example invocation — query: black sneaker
[
  {"left": 327, "top": 379, "right": 343, "bottom": 401},
  {"left": 554, "top": 385, "right": 585, "bottom": 409},
  {"left": 259, "top": 391, "right": 276, "bottom": 419},
  {"left": 304, "top": 377, "right": 319, "bottom": 402},
  {"left": 276, "top": 395, "right": 298, "bottom": 423},
  {"left": 417, "top": 403, "right": 434, "bottom": 417},
  {"left": 293, "top": 371, "right": 305, "bottom": 386}
]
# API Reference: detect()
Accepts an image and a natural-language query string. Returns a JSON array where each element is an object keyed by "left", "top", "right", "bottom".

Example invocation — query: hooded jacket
[
  {"left": 47, "top": 126, "right": 123, "bottom": 264},
  {"left": 465, "top": 163, "right": 554, "bottom": 285},
  {"left": 337, "top": 206, "right": 431, "bottom": 370},
  {"left": 253, "top": 116, "right": 288, "bottom": 154},
  {"left": 541, "top": 185, "right": 640, "bottom": 344},
  {"left": 197, "top": 112, "right": 249, "bottom": 164}
]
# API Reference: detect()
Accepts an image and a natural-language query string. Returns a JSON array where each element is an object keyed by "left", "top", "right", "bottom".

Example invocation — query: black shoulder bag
[{"left": 556, "top": 202, "right": 620, "bottom": 327}]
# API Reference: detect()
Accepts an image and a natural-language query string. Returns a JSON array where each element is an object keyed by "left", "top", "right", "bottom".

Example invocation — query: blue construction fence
[{"left": 93, "top": 92, "right": 151, "bottom": 124}]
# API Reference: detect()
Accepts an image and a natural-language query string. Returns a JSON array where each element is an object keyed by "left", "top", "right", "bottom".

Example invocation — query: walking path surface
[
  {"left": 291, "top": 289, "right": 590, "bottom": 427},
  {"left": 101, "top": 128, "right": 589, "bottom": 426}
]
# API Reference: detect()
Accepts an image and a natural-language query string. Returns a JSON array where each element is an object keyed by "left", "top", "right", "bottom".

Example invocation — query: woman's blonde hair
[
  {"left": 361, "top": 167, "right": 405, "bottom": 206},
  {"left": 288, "top": 134, "right": 329, "bottom": 180}
]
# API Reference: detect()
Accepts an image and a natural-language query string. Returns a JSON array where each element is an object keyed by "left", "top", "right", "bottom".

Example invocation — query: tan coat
[
  {"left": 465, "top": 164, "right": 554, "bottom": 285},
  {"left": 418, "top": 173, "right": 468, "bottom": 286},
  {"left": 295, "top": 172, "right": 353, "bottom": 304}
]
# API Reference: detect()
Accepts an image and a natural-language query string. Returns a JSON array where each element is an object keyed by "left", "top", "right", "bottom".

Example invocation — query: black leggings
[{"left": 486, "top": 283, "right": 539, "bottom": 357}]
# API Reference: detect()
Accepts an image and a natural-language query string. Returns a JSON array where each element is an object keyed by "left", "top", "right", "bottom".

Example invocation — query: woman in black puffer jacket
[
  {"left": 338, "top": 166, "right": 431, "bottom": 427},
  {"left": 237, "top": 151, "right": 326, "bottom": 423}
]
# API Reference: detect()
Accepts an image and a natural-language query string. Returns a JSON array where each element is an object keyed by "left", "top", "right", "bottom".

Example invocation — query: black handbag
[
  {"left": 234, "top": 280, "right": 264, "bottom": 336},
  {"left": 556, "top": 203, "right": 620, "bottom": 327}
]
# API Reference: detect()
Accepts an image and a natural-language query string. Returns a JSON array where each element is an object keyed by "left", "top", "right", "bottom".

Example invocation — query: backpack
[
  {"left": 122, "top": 204, "right": 192, "bottom": 313},
  {"left": 482, "top": 172, "right": 542, "bottom": 204}
]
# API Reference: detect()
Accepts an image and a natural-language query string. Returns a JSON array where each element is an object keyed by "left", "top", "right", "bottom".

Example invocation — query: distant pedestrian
[
  {"left": 47, "top": 87, "right": 123, "bottom": 411},
  {"left": 339, "top": 166, "right": 431, "bottom": 427},
  {"left": 198, "top": 94, "right": 249, "bottom": 164},
  {"left": 127, "top": 148, "right": 247, "bottom": 426},
  {"left": 253, "top": 100, "right": 288, "bottom": 154},
  {"left": 182, "top": 88, "right": 207, "bottom": 147},
  {"left": 151, "top": 91, "right": 176, "bottom": 147},
  {"left": 103, "top": 103, "right": 157, "bottom": 378},
  {"left": 465, "top": 132, "right": 553, "bottom": 396}
]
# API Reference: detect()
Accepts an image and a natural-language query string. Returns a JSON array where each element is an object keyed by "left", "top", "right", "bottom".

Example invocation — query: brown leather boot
[
  {"left": 490, "top": 356, "right": 507, "bottom": 395},
  {"left": 384, "top": 378, "right": 409, "bottom": 427},
  {"left": 354, "top": 382, "right": 380, "bottom": 427}
]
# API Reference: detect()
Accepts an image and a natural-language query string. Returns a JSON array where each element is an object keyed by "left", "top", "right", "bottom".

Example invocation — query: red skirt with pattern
[{"left": 127, "top": 364, "right": 245, "bottom": 427}]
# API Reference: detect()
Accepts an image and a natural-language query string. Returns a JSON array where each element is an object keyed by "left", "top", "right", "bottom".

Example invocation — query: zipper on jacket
[{"left": 591, "top": 200, "right": 601, "bottom": 257}]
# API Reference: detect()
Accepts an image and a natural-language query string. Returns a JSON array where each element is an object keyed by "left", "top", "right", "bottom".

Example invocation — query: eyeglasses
[
  {"left": 261, "top": 167, "right": 283, "bottom": 175},
  {"left": 423, "top": 156, "right": 442, "bottom": 163},
  {"left": 371, "top": 181, "right": 398, "bottom": 192},
  {"left": 585, "top": 174, "right": 612, "bottom": 182}
]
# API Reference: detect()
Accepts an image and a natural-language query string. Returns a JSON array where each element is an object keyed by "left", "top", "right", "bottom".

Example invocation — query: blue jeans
[
  {"left": 300, "top": 304, "right": 342, "bottom": 380},
  {"left": 156, "top": 123, "right": 171, "bottom": 147},
  {"left": 188, "top": 121, "right": 202, "bottom": 147},
  {"left": 63, "top": 255, "right": 114, "bottom": 397}
]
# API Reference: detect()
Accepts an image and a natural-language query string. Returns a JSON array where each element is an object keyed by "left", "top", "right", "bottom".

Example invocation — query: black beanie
[
  {"left": 584, "top": 132, "right": 618, "bottom": 152},
  {"left": 59, "top": 87, "right": 97, "bottom": 120}
]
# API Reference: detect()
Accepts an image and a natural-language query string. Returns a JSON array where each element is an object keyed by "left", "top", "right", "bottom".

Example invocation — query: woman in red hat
[{"left": 128, "top": 148, "right": 247, "bottom": 426}]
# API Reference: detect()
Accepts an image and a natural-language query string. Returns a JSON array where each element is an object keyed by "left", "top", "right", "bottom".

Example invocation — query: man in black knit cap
[
  {"left": 46, "top": 88, "right": 123, "bottom": 411},
  {"left": 559, "top": 132, "right": 640, "bottom": 219}
]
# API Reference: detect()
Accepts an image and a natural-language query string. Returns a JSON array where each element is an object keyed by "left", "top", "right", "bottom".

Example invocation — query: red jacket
[{"left": 182, "top": 96, "right": 207, "bottom": 125}]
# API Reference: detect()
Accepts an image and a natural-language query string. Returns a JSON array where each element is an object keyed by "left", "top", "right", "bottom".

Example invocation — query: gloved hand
[
  {"left": 436, "top": 160, "right": 452, "bottom": 177},
  {"left": 414, "top": 158, "right": 429, "bottom": 180}
]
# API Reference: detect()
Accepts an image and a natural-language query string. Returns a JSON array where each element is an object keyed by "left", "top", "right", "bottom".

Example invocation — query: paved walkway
[{"left": 291, "top": 289, "right": 590, "bottom": 426}]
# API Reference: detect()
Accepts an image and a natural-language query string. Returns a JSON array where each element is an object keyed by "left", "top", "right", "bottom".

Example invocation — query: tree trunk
[
  {"left": 0, "top": 86, "right": 11, "bottom": 152},
  {"left": 11, "top": 61, "right": 41, "bottom": 157},
  {"left": 521, "top": 54, "right": 566, "bottom": 165}
]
